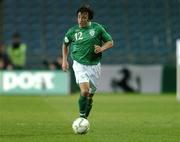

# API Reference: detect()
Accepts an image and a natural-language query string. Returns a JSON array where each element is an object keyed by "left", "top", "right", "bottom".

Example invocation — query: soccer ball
[{"left": 72, "top": 117, "right": 90, "bottom": 134}]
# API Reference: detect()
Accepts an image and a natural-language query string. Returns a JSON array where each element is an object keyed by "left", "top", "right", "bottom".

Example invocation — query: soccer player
[{"left": 61, "top": 5, "right": 113, "bottom": 119}]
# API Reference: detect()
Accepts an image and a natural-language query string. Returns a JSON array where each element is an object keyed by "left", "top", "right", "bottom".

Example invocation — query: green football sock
[
  {"left": 85, "top": 93, "right": 94, "bottom": 118},
  {"left": 85, "top": 98, "right": 93, "bottom": 118},
  {"left": 78, "top": 95, "right": 87, "bottom": 118}
]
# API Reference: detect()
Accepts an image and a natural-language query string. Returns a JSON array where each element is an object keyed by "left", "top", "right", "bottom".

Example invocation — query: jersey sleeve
[
  {"left": 99, "top": 24, "right": 112, "bottom": 42},
  {"left": 63, "top": 29, "right": 73, "bottom": 45}
]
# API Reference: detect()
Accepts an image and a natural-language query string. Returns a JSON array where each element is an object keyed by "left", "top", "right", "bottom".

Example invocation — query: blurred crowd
[
  {"left": 0, "top": 32, "right": 62, "bottom": 71},
  {"left": 0, "top": 33, "right": 27, "bottom": 70}
]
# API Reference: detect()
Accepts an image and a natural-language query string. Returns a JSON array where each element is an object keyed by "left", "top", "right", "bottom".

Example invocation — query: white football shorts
[{"left": 72, "top": 60, "right": 101, "bottom": 94}]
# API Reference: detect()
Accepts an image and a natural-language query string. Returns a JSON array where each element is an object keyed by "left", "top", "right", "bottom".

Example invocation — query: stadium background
[
  {"left": 0, "top": 0, "right": 177, "bottom": 94},
  {"left": 0, "top": 1, "right": 179, "bottom": 142}
]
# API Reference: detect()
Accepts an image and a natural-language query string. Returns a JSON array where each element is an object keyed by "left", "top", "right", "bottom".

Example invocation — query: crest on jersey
[{"left": 89, "top": 29, "right": 95, "bottom": 36}]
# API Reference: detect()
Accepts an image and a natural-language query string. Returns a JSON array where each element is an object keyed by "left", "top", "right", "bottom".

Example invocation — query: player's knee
[{"left": 81, "top": 91, "right": 89, "bottom": 97}]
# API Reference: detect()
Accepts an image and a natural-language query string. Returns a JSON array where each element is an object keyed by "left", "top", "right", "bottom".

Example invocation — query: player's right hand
[
  {"left": 94, "top": 45, "right": 102, "bottom": 54},
  {"left": 62, "top": 61, "right": 69, "bottom": 72}
]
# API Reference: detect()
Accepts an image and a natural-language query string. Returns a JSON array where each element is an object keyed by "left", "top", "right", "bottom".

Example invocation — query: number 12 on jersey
[{"left": 75, "top": 32, "right": 83, "bottom": 41}]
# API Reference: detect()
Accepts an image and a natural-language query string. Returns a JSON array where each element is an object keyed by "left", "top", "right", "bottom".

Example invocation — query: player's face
[{"left": 77, "top": 12, "right": 89, "bottom": 28}]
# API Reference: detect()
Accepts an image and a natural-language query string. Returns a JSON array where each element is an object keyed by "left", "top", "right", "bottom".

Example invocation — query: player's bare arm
[
  {"left": 94, "top": 41, "right": 113, "bottom": 54},
  {"left": 62, "top": 43, "right": 69, "bottom": 71}
]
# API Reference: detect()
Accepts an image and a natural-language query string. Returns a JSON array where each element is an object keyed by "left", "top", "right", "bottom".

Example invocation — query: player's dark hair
[{"left": 76, "top": 5, "right": 94, "bottom": 20}]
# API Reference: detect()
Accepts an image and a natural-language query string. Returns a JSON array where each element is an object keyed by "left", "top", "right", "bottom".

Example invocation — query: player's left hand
[{"left": 94, "top": 45, "right": 102, "bottom": 54}]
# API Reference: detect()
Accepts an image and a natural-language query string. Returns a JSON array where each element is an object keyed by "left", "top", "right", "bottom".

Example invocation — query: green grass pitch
[{"left": 0, "top": 93, "right": 180, "bottom": 142}]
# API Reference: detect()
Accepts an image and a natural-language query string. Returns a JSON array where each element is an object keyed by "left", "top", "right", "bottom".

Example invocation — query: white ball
[{"left": 72, "top": 117, "right": 90, "bottom": 134}]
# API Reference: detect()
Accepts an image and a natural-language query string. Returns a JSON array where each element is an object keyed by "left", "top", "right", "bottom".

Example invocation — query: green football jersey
[{"left": 63, "top": 22, "right": 112, "bottom": 65}]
